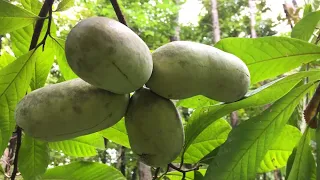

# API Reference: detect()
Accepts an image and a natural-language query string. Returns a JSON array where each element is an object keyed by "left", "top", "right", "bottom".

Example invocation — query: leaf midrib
[
  {"left": 0, "top": 51, "right": 34, "bottom": 99},
  {"left": 248, "top": 52, "right": 320, "bottom": 65}
]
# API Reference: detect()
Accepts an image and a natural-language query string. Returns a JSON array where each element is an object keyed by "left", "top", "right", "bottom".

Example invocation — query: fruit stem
[{"left": 110, "top": 0, "right": 127, "bottom": 26}]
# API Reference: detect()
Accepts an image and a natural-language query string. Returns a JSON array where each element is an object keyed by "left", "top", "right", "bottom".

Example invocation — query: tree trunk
[
  {"left": 138, "top": 161, "right": 152, "bottom": 180},
  {"left": 248, "top": 0, "right": 257, "bottom": 38},
  {"left": 101, "top": 138, "right": 108, "bottom": 164},
  {"left": 210, "top": 0, "right": 220, "bottom": 43},
  {"left": 292, "top": 0, "right": 298, "bottom": 7},
  {"left": 230, "top": 111, "right": 239, "bottom": 127},
  {"left": 274, "top": 169, "right": 282, "bottom": 180},
  {"left": 131, "top": 166, "right": 137, "bottom": 180},
  {"left": 170, "top": 0, "right": 180, "bottom": 42},
  {"left": 116, "top": 146, "right": 126, "bottom": 176}
]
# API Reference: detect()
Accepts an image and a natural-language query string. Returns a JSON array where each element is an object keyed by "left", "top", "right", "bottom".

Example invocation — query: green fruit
[
  {"left": 146, "top": 41, "right": 250, "bottom": 102},
  {"left": 125, "top": 88, "right": 184, "bottom": 167},
  {"left": 15, "top": 78, "right": 129, "bottom": 142},
  {"left": 65, "top": 17, "right": 153, "bottom": 94}
]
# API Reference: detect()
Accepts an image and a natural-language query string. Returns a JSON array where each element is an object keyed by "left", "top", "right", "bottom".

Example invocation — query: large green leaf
[
  {"left": 51, "top": 37, "right": 78, "bottom": 80},
  {"left": 49, "top": 133, "right": 104, "bottom": 157},
  {"left": 287, "top": 128, "right": 316, "bottom": 180},
  {"left": 30, "top": 38, "right": 55, "bottom": 90},
  {"left": 203, "top": 83, "right": 316, "bottom": 180},
  {"left": 178, "top": 119, "right": 231, "bottom": 164},
  {"left": 18, "top": 134, "right": 49, "bottom": 180},
  {"left": 257, "top": 125, "right": 301, "bottom": 173},
  {"left": 162, "top": 169, "right": 207, "bottom": 180},
  {"left": 291, "top": 10, "right": 320, "bottom": 41},
  {"left": 176, "top": 95, "right": 218, "bottom": 109},
  {"left": 214, "top": 37, "right": 320, "bottom": 84},
  {"left": 20, "top": 0, "right": 42, "bottom": 13},
  {"left": 303, "top": 4, "right": 313, "bottom": 17},
  {"left": 0, "top": 0, "right": 38, "bottom": 34},
  {"left": 99, "top": 118, "right": 130, "bottom": 148},
  {"left": 10, "top": 25, "right": 33, "bottom": 57},
  {"left": 42, "top": 161, "right": 126, "bottom": 180},
  {"left": 10, "top": 20, "right": 57, "bottom": 90},
  {"left": 184, "top": 71, "right": 320, "bottom": 152},
  {"left": 56, "top": 0, "right": 75, "bottom": 11},
  {"left": 0, "top": 49, "right": 36, "bottom": 156},
  {"left": 0, "top": 52, "right": 15, "bottom": 69}
]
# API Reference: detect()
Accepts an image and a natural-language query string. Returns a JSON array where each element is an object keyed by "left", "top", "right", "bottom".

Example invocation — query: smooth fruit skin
[
  {"left": 15, "top": 78, "right": 129, "bottom": 142},
  {"left": 65, "top": 17, "right": 153, "bottom": 94},
  {"left": 146, "top": 41, "right": 250, "bottom": 102},
  {"left": 125, "top": 88, "right": 185, "bottom": 167}
]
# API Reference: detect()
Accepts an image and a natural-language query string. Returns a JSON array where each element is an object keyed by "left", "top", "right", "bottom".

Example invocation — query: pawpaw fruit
[
  {"left": 146, "top": 41, "right": 250, "bottom": 102},
  {"left": 15, "top": 78, "right": 129, "bottom": 142},
  {"left": 65, "top": 17, "right": 153, "bottom": 94},
  {"left": 125, "top": 88, "right": 184, "bottom": 167}
]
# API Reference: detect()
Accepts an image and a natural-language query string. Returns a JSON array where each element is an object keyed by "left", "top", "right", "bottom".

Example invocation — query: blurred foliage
[{"left": 180, "top": 0, "right": 278, "bottom": 45}]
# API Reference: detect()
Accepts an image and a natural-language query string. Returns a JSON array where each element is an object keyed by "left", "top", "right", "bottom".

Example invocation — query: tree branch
[
  {"left": 11, "top": 0, "right": 54, "bottom": 179},
  {"left": 10, "top": 128, "right": 21, "bottom": 180},
  {"left": 29, "top": 0, "right": 54, "bottom": 50},
  {"left": 110, "top": 0, "right": 127, "bottom": 26},
  {"left": 168, "top": 163, "right": 200, "bottom": 173}
]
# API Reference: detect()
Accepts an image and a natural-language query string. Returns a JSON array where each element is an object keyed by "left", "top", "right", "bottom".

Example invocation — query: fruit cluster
[{"left": 15, "top": 17, "right": 250, "bottom": 167}]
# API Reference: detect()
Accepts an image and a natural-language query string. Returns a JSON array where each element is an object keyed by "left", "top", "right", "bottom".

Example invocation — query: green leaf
[
  {"left": 30, "top": 38, "right": 55, "bottom": 90},
  {"left": 303, "top": 4, "right": 313, "bottom": 17},
  {"left": 292, "top": 10, "right": 320, "bottom": 41},
  {"left": 10, "top": 25, "right": 33, "bottom": 57},
  {"left": 10, "top": 17, "right": 57, "bottom": 57},
  {"left": 49, "top": 133, "right": 104, "bottom": 157},
  {"left": 51, "top": 37, "right": 78, "bottom": 80},
  {"left": 203, "top": 83, "right": 316, "bottom": 180},
  {"left": 42, "top": 161, "right": 126, "bottom": 180},
  {"left": 56, "top": 0, "right": 75, "bottom": 11},
  {"left": 184, "top": 71, "right": 320, "bottom": 152},
  {"left": 18, "top": 134, "right": 49, "bottom": 180},
  {"left": 214, "top": 37, "right": 320, "bottom": 84},
  {"left": 99, "top": 118, "right": 130, "bottom": 148},
  {"left": 163, "top": 169, "right": 207, "bottom": 180},
  {"left": 0, "top": 52, "right": 15, "bottom": 69},
  {"left": 287, "top": 128, "right": 316, "bottom": 180},
  {"left": 257, "top": 125, "right": 302, "bottom": 173},
  {"left": 176, "top": 95, "right": 218, "bottom": 109},
  {"left": 0, "top": 49, "right": 36, "bottom": 156},
  {"left": 180, "top": 119, "right": 231, "bottom": 164},
  {"left": 20, "top": 0, "right": 42, "bottom": 14},
  {"left": 198, "top": 147, "right": 220, "bottom": 165},
  {"left": 0, "top": 0, "right": 38, "bottom": 34}
]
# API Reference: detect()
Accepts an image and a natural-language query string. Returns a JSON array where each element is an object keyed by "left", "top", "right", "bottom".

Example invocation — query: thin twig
[
  {"left": 10, "top": 127, "right": 21, "bottom": 180},
  {"left": 168, "top": 163, "right": 200, "bottom": 173},
  {"left": 152, "top": 167, "right": 160, "bottom": 180},
  {"left": 110, "top": 0, "right": 127, "bottom": 26},
  {"left": 181, "top": 172, "right": 186, "bottom": 180},
  {"left": 11, "top": 0, "right": 54, "bottom": 179},
  {"left": 157, "top": 165, "right": 169, "bottom": 180},
  {"left": 179, "top": 150, "right": 185, "bottom": 168}
]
